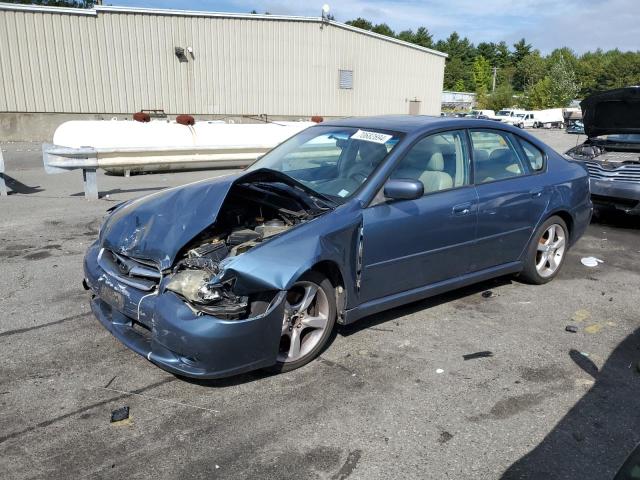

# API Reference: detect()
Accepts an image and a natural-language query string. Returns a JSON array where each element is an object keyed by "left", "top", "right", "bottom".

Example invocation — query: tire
[
  {"left": 265, "top": 271, "right": 337, "bottom": 374},
  {"left": 519, "top": 216, "right": 569, "bottom": 285}
]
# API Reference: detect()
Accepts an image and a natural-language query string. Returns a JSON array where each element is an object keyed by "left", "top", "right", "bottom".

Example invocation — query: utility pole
[{"left": 492, "top": 66, "right": 497, "bottom": 92}]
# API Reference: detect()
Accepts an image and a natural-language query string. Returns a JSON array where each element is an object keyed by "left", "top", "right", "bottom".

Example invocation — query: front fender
[{"left": 217, "top": 202, "right": 363, "bottom": 308}]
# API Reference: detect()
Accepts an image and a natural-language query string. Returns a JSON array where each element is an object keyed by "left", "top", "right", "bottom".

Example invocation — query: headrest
[
  {"left": 489, "top": 148, "right": 512, "bottom": 162},
  {"left": 359, "top": 142, "right": 388, "bottom": 165},
  {"left": 427, "top": 152, "right": 444, "bottom": 171},
  {"left": 474, "top": 149, "right": 489, "bottom": 162}
]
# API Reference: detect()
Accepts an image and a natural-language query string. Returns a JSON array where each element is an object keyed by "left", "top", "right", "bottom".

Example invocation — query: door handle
[
  {"left": 452, "top": 203, "right": 473, "bottom": 216},
  {"left": 530, "top": 188, "right": 544, "bottom": 198}
]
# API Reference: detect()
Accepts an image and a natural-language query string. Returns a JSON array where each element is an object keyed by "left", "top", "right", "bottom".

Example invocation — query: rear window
[{"left": 517, "top": 138, "right": 545, "bottom": 171}]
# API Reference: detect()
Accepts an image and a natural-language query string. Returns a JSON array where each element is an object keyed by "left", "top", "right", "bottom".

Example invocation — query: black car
[{"left": 565, "top": 87, "right": 640, "bottom": 215}]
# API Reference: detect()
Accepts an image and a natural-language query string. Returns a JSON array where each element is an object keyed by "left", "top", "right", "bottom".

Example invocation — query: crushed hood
[
  {"left": 100, "top": 174, "right": 238, "bottom": 270},
  {"left": 581, "top": 86, "right": 640, "bottom": 138},
  {"left": 99, "top": 169, "right": 322, "bottom": 270}
]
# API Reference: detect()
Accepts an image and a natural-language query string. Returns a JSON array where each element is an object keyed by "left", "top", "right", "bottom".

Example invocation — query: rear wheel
[
  {"left": 265, "top": 271, "right": 336, "bottom": 373},
  {"left": 519, "top": 216, "right": 568, "bottom": 284}
]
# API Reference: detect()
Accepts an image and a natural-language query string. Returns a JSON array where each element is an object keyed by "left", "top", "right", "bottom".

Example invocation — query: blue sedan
[{"left": 84, "top": 116, "right": 592, "bottom": 378}]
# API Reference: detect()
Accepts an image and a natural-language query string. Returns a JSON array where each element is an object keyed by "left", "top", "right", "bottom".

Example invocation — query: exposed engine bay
[
  {"left": 165, "top": 179, "right": 332, "bottom": 319},
  {"left": 566, "top": 141, "right": 640, "bottom": 164}
]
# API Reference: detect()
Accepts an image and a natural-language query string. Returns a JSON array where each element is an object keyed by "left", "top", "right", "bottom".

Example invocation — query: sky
[{"left": 107, "top": 0, "right": 640, "bottom": 54}]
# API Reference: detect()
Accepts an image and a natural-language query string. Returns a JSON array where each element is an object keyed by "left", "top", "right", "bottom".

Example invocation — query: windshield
[
  {"left": 496, "top": 110, "right": 511, "bottom": 116},
  {"left": 247, "top": 125, "right": 402, "bottom": 202}
]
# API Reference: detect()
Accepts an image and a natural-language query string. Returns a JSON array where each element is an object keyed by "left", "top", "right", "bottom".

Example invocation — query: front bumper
[
  {"left": 84, "top": 242, "right": 286, "bottom": 379},
  {"left": 589, "top": 178, "right": 640, "bottom": 214}
]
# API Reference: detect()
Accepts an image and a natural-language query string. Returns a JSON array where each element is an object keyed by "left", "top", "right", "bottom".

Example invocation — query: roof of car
[{"left": 319, "top": 115, "right": 514, "bottom": 134}]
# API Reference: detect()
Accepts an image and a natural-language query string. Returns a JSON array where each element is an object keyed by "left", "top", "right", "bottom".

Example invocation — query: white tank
[{"left": 53, "top": 119, "right": 314, "bottom": 149}]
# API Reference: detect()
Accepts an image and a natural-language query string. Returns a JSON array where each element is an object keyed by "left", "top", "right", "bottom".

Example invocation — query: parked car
[
  {"left": 466, "top": 109, "right": 497, "bottom": 120},
  {"left": 513, "top": 112, "right": 536, "bottom": 128},
  {"left": 84, "top": 116, "right": 592, "bottom": 379},
  {"left": 566, "top": 120, "right": 585, "bottom": 134},
  {"left": 565, "top": 86, "right": 640, "bottom": 215},
  {"left": 495, "top": 109, "right": 526, "bottom": 124}
]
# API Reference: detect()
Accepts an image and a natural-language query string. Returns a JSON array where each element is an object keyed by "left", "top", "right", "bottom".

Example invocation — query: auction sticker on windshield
[{"left": 350, "top": 129, "right": 393, "bottom": 144}]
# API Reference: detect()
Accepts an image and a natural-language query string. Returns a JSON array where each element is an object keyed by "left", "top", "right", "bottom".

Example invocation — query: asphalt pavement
[{"left": 1, "top": 129, "right": 639, "bottom": 479}]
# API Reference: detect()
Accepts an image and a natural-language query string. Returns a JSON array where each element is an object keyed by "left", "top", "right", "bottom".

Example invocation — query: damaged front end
[
  {"left": 565, "top": 86, "right": 640, "bottom": 214},
  {"left": 84, "top": 169, "right": 336, "bottom": 377}
]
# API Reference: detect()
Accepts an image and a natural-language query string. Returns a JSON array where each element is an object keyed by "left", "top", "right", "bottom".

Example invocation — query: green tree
[
  {"left": 437, "top": 32, "right": 476, "bottom": 91},
  {"left": 597, "top": 51, "right": 640, "bottom": 90},
  {"left": 486, "top": 83, "right": 515, "bottom": 111},
  {"left": 371, "top": 23, "right": 395, "bottom": 37},
  {"left": 398, "top": 27, "right": 434, "bottom": 48},
  {"left": 453, "top": 79, "right": 466, "bottom": 91},
  {"left": 495, "top": 41, "right": 512, "bottom": 68},
  {"left": 412, "top": 27, "right": 434, "bottom": 48},
  {"left": 526, "top": 77, "right": 554, "bottom": 109},
  {"left": 443, "top": 56, "right": 471, "bottom": 91},
  {"left": 345, "top": 17, "right": 373, "bottom": 30},
  {"left": 548, "top": 52, "right": 579, "bottom": 106},
  {"left": 472, "top": 55, "right": 492, "bottom": 91},
  {"left": 515, "top": 52, "right": 547, "bottom": 91},
  {"left": 512, "top": 38, "right": 532, "bottom": 65},
  {"left": 397, "top": 29, "right": 415, "bottom": 43}
]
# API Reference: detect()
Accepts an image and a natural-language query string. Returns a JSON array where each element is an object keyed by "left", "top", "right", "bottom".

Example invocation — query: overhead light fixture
[{"left": 321, "top": 4, "right": 330, "bottom": 20}]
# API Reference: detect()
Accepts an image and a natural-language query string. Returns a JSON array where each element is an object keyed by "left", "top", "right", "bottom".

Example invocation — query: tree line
[{"left": 345, "top": 17, "right": 640, "bottom": 110}]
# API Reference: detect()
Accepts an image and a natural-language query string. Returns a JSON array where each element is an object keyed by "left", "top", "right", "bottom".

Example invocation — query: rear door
[
  {"left": 470, "top": 129, "right": 550, "bottom": 271},
  {"left": 360, "top": 129, "right": 478, "bottom": 302}
]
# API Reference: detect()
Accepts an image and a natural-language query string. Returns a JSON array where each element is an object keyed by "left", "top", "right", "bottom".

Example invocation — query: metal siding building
[{"left": 0, "top": 3, "right": 445, "bottom": 120}]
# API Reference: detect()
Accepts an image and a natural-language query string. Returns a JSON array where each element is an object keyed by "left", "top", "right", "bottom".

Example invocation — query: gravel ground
[{"left": 1, "top": 128, "right": 639, "bottom": 479}]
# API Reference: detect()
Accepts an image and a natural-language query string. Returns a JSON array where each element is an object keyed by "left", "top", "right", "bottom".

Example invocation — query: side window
[
  {"left": 391, "top": 130, "right": 470, "bottom": 194},
  {"left": 470, "top": 130, "right": 526, "bottom": 184},
  {"left": 518, "top": 137, "right": 545, "bottom": 171}
]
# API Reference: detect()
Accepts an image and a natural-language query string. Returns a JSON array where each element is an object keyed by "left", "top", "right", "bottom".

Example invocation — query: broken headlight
[
  {"left": 165, "top": 270, "right": 249, "bottom": 319},
  {"left": 165, "top": 270, "right": 223, "bottom": 304}
]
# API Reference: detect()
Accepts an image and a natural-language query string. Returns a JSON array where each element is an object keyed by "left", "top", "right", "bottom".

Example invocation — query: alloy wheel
[
  {"left": 278, "top": 281, "right": 330, "bottom": 363},
  {"left": 535, "top": 223, "right": 566, "bottom": 278}
]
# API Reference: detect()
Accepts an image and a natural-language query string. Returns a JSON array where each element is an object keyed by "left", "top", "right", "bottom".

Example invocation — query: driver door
[{"left": 359, "top": 130, "right": 478, "bottom": 303}]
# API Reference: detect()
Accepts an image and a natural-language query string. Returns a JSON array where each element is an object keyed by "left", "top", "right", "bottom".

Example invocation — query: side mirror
[{"left": 383, "top": 179, "right": 424, "bottom": 201}]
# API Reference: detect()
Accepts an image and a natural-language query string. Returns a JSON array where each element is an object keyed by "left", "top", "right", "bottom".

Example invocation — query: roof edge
[
  {"left": 0, "top": 2, "right": 95, "bottom": 15},
  {"left": 0, "top": 2, "right": 447, "bottom": 58}
]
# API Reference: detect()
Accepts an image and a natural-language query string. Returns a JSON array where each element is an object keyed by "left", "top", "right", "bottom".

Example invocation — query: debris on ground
[
  {"left": 565, "top": 325, "right": 578, "bottom": 333},
  {"left": 463, "top": 351, "right": 494, "bottom": 360},
  {"left": 481, "top": 290, "right": 495, "bottom": 298},
  {"left": 581, "top": 257, "right": 604, "bottom": 267},
  {"left": 585, "top": 324, "right": 603, "bottom": 334},
  {"left": 438, "top": 431, "right": 454, "bottom": 444},
  {"left": 110, "top": 406, "right": 130, "bottom": 423},
  {"left": 436, "top": 369, "right": 444, "bottom": 374},
  {"left": 571, "top": 309, "right": 591, "bottom": 323}
]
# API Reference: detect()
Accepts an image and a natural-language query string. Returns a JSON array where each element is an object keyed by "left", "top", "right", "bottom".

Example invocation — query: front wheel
[
  {"left": 265, "top": 271, "right": 336, "bottom": 374},
  {"left": 519, "top": 216, "right": 568, "bottom": 284}
]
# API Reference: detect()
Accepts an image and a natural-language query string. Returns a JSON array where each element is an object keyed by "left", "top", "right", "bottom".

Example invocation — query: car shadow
[
  {"left": 500, "top": 328, "right": 640, "bottom": 479},
  {"left": 339, "top": 275, "right": 514, "bottom": 337},
  {"left": 593, "top": 208, "right": 640, "bottom": 230},
  {"left": 181, "top": 276, "right": 514, "bottom": 389},
  {"left": 178, "top": 370, "right": 277, "bottom": 388}
]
